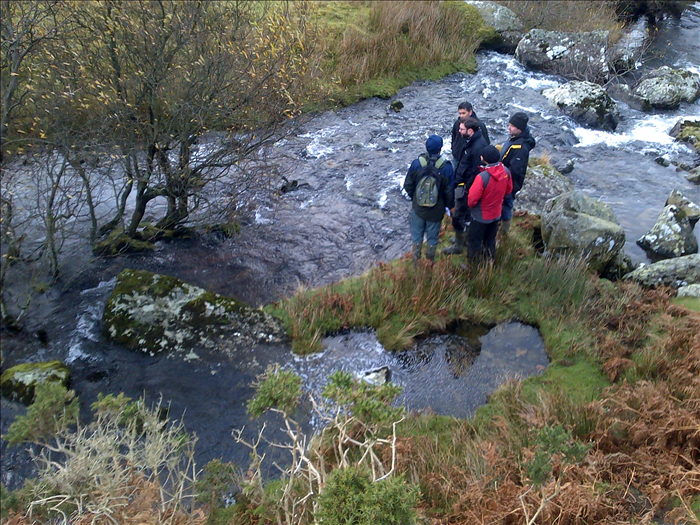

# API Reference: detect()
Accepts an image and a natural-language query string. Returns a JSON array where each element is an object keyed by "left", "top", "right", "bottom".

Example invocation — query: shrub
[{"left": 315, "top": 466, "right": 419, "bottom": 525}]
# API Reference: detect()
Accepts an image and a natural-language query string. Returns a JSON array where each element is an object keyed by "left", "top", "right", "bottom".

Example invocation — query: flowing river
[{"left": 2, "top": 4, "right": 700, "bottom": 488}]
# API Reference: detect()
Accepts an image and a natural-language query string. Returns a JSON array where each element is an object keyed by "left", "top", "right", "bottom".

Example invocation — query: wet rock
[
  {"left": 516, "top": 29, "right": 610, "bottom": 82},
  {"left": 0, "top": 360, "right": 70, "bottom": 404},
  {"left": 665, "top": 189, "right": 700, "bottom": 227},
  {"left": 632, "top": 66, "right": 700, "bottom": 110},
  {"left": 636, "top": 205, "right": 698, "bottom": 260},
  {"left": 358, "top": 366, "right": 390, "bottom": 386},
  {"left": 467, "top": 1, "right": 524, "bottom": 54},
  {"left": 608, "top": 18, "right": 648, "bottom": 73},
  {"left": 516, "top": 163, "right": 573, "bottom": 216},
  {"left": 93, "top": 231, "right": 155, "bottom": 256},
  {"left": 102, "top": 269, "right": 287, "bottom": 356},
  {"left": 542, "top": 81, "right": 620, "bottom": 131},
  {"left": 601, "top": 251, "right": 636, "bottom": 282},
  {"left": 389, "top": 100, "right": 404, "bottom": 112},
  {"left": 677, "top": 284, "right": 700, "bottom": 298},
  {"left": 623, "top": 254, "right": 700, "bottom": 288},
  {"left": 687, "top": 166, "right": 700, "bottom": 184},
  {"left": 669, "top": 119, "right": 700, "bottom": 154},
  {"left": 654, "top": 156, "right": 671, "bottom": 167},
  {"left": 541, "top": 191, "right": 626, "bottom": 273}
]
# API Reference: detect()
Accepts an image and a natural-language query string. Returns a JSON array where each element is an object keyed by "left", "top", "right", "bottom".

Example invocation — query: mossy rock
[
  {"left": 204, "top": 222, "right": 240, "bottom": 238},
  {"left": 103, "top": 269, "right": 287, "bottom": 356},
  {"left": 93, "top": 229, "right": 155, "bottom": 256},
  {"left": 670, "top": 119, "right": 700, "bottom": 154},
  {"left": 1, "top": 361, "right": 70, "bottom": 404}
]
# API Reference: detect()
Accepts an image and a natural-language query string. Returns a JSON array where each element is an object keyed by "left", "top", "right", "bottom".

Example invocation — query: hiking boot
[
  {"left": 412, "top": 242, "right": 422, "bottom": 267},
  {"left": 442, "top": 231, "right": 465, "bottom": 255},
  {"left": 426, "top": 244, "right": 437, "bottom": 262},
  {"left": 499, "top": 219, "right": 511, "bottom": 236}
]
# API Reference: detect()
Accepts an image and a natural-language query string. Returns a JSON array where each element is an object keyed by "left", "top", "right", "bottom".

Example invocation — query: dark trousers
[
  {"left": 451, "top": 196, "right": 471, "bottom": 232},
  {"left": 467, "top": 220, "right": 499, "bottom": 259}
]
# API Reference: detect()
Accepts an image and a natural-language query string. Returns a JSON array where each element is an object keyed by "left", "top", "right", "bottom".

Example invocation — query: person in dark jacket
[
  {"left": 499, "top": 112, "right": 536, "bottom": 235},
  {"left": 451, "top": 101, "right": 490, "bottom": 166},
  {"left": 404, "top": 135, "right": 454, "bottom": 265},
  {"left": 444, "top": 118, "right": 488, "bottom": 255},
  {"left": 467, "top": 145, "right": 513, "bottom": 260}
]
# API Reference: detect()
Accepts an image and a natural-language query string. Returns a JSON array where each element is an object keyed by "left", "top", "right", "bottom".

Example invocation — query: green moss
[
  {"left": 93, "top": 229, "right": 155, "bottom": 256},
  {"left": 0, "top": 360, "right": 71, "bottom": 404},
  {"left": 676, "top": 121, "right": 700, "bottom": 154}
]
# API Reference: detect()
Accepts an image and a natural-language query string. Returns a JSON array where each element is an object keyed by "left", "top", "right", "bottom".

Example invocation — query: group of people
[{"left": 403, "top": 102, "right": 536, "bottom": 266}]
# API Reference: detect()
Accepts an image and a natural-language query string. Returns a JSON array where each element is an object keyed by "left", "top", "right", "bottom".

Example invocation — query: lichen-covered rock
[
  {"left": 516, "top": 162, "right": 574, "bottom": 216},
  {"left": 623, "top": 254, "right": 700, "bottom": 288},
  {"left": 103, "top": 269, "right": 287, "bottom": 356},
  {"left": 633, "top": 66, "right": 700, "bottom": 110},
  {"left": 688, "top": 166, "right": 700, "bottom": 184},
  {"left": 542, "top": 81, "right": 620, "bottom": 131},
  {"left": 636, "top": 205, "right": 698, "bottom": 260},
  {"left": 677, "top": 283, "right": 700, "bottom": 298},
  {"left": 1, "top": 361, "right": 70, "bottom": 404},
  {"left": 541, "top": 191, "right": 626, "bottom": 273},
  {"left": 669, "top": 119, "right": 700, "bottom": 154},
  {"left": 467, "top": 1, "right": 524, "bottom": 53},
  {"left": 516, "top": 29, "right": 610, "bottom": 82},
  {"left": 665, "top": 189, "right": 700, "bottom": 227}
]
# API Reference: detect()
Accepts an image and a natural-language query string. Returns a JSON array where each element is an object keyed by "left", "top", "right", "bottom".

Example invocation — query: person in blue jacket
[{"left": 404, "top": 135, "right": 454, "bottom": 266}]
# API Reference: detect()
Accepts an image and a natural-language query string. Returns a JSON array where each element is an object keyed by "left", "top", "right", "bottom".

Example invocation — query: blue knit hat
[{"left": 425, "top": 135, "right": 443, "bottom": 155}]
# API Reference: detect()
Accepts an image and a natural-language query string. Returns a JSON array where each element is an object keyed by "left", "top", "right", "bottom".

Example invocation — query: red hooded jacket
[{"left": 467, "top": 162, "right": 513, "bottom": 222}]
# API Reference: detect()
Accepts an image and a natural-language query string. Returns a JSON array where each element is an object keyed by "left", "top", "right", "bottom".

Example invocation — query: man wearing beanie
[
  {"left": 499, "top": 111, "right": 536, "bottom": 235},
  {"left": 467, "top": 145, "right": 513, "bottom": 260},
  {"left": 404, "top": 135, "right": 454, "bottom": 266}
]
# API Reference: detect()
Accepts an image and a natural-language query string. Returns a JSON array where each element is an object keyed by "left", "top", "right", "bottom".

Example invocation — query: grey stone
[
  {"left": 102, "top": 269, "right": 287, "bottom": 357},
  {"left": 541, "top": 191, "right": 626, "bottom": 273},
  {"left": 633, "top": 66, "right": 700, "bottom": 110},
  {"left": 665, "top": 189, "right": 700, "bottom": 227},
  {"left": 623, "top": 254, "right": 700, "bottom": 288},
  {"left": 542, "top": 81, "right": 620, "bottom": 131},
  {"left": 636, "top": 205, "right": 698, "bottom": 260},
  {"left": 608, "top": 18, "right": 648, "bottom": 73},
  {"left": 516, "top": 163, "right": 574, "bottom": 217},
  {"left": 516, "top": 29, "right": 611, "bottom": 82},
  {"left": 677, "top": 284, "right": 700, "bottom": 298},
  {"left": 467, "top": 1, "right": 524, "bottom": 53}
]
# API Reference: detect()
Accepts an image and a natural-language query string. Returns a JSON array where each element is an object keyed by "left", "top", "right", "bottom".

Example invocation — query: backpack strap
[{"left": 419, "top": 154, "right": 446, "bottom": 169}]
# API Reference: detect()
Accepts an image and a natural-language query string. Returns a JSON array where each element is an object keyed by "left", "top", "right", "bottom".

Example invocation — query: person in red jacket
[{"left": 467, "top": 145, "right": 513, "bottom": 260}]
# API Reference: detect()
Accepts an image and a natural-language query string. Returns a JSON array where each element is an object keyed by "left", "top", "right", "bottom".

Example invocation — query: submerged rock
[
  {"left": 102, "top": 269, "right": 287, "bottom": 356},
  {"left": 516, "top": 162, "right": 573, "bottom": 216},
  {"left": 633, "top": 66, "right": 700, "bottom": 110},
  {"left": 623, "top": 254, "right": 700, "bottom": 288},
  {"left": 467, "top": 1, "right": 524, "bottom": 54},
  {"left": 636, "top": 205, "right": 698, "bottom": 260},
  {"left": 541, "top": 191, "right": 625, "bottom": 273},
  {"left": 516, "top": 29, "right": 610, "bottom": 82},
  {"left": 542, "top": 81, "right": 620, "bottom": 131},
  {"left": 0, "top": 361, "right": 70, "bottom": 404}
]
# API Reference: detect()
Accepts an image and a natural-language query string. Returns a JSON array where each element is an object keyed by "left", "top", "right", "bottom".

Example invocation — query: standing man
[
  {"left": 467, "top": 145, "right": 513, "bottom": 260},
  {"left": 499, "top": 112, "right": 536, "bottom": 235},
  {"left": 404, "top": 135, "right": 454, "bottom": 266},
  {"left": 444, "top": 118, "right": 487, "bottom": 255},
  {"left": 451, "top": 101, "right": 490, "bottom": 166}
]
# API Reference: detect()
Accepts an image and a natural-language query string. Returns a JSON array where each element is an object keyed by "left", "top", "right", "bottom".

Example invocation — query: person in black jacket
[
  {"left": 444, "top": 118, "right": 487, "bottom": 255},
  {"left": 404, "top": 135, "right": 454, "bottom": 265},
  {"left": 499, "top": 112, "right": 536, "bottom": 235},
  {"left": 451, "top": 101, "right": 490, "bottom": 166}
]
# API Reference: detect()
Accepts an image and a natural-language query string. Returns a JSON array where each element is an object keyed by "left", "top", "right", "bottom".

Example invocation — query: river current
[{"left": 2, "top": 4, "right": 700, "bottom": 489}]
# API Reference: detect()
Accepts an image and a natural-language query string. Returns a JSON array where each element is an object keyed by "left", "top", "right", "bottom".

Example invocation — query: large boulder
[
  {"left": 467, "top": 1, "right": 524, "bottom": 54},
  {"left": 515, "top": 162, "right": 574, "bottom": 216},
  {"left": 1, "top": 361, "right": 70, "bottom": 404},
  {"left": 103, "top": 269, "right": 287, "bottom": 356},
  {"left": 632, "top": 66, "right": 700, "bottom": 110},
  {"left": 636, "top": 205, "right": 699, "bottom": 260},
  {"left": 623, "top": 254, "right": 700, "bottom": 288},
  {"left": 541, "top": 191, "right": 626, "bottom": 273},
  {"left": 669, "top": 119, "right": 700, "bottom": 154},
  {"left": 542, "top": 81, "right": 620, "bottom": 131},
  {"left": 666, "top": 189, "right": 700, "bottom": 227},
  {"left": 515, "top": 29, "right": 610, "bottom": 82}
]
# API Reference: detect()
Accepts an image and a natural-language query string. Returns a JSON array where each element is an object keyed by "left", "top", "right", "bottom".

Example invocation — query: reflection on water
[{"left": 295, "top": 321, "right": 548, "bottom": 420}]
